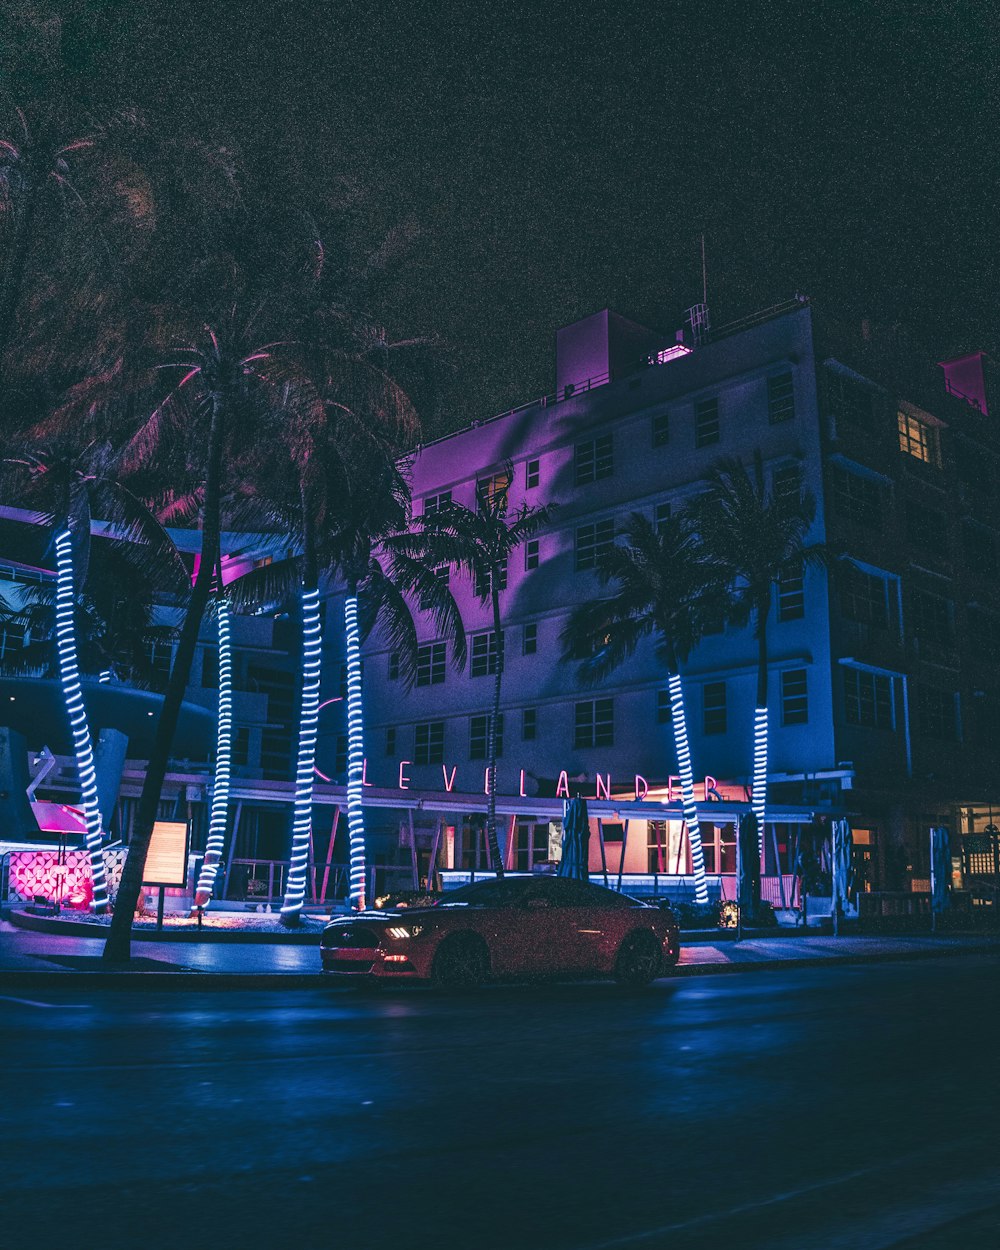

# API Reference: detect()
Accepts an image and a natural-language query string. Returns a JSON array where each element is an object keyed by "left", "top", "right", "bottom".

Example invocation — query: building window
[
  {"left": 470, "top": 713, "right": 503, "bottom": 760},
  {"left": 522, "top": 622, "right": 537, "bottom": 655},
  {"left": 386, "top": 725, "right": 397, "bottom": 756},
  {"left": 524, "top": 538, "right": 539, "bottom": 571},
  {"left": 825, "top": 369, "right": 873, "bottom": 427},
  {"left": 773, "top": 462, "right": 802, "bottom": 502},
  {"left": 830, "top": 466, "right": 884, "bottom": 526},
  {"left": 652, "top": 410, "right": 670, "bottom": 447},
  {"left": 841, "top": 564, "right": 890, "bottom": 629},
  {"left": 416, "top": 641, "right": 446, "bottom": 687},
  {"left": 414, "top": 720, "right": 446, "bottom": 764},
  {"left": 419, "top": 564, "right": 449, "bottom": 610},
  {"left": 388, "top": 652, "right": 400, "bottom": 681},
  {"left": 233, "top": 726, "right": 251, "bottom": 767},
  {"left": 898, "top": 411, "right": 941, "bottom": 467},
  {"left": 844, "top": 669, "right": 894, "bottom": 730},
  {"left": 421, "top": 490, "right": 452, "bottom": 517},
  {"left": 654, "top": 501, "right": 671, "bottom": 532},
  {"left": 703, "top": 682, "right": 727, "bottom": 735},
  {"left": 656, "top": 689, "right": 673, "bottom": 724},
  {"left": 906, "top": 500, "right": 948, "bottom": 557},
  {"left": 966, "top": 607, "right": 1000, "bottom": 663},
  {"left": 522, "top": 707, "right": 537, "bottom": 741},
  {"left": 777, "top": 561, "right": 805, "bottom": 621},
  {"left": 910, "top": 590, "right": 953, "bottom": 650},
  {"left": 574, "top": 698, "right": 613, "bottom": 748},
  {"left": 147, "top": 640, "right": 173, "bottom": 679},
  {"left": 962, "top": 523, "right": 997, "bottom": 578},
  {"left": 575, "top": 434, "right": 614, "bottom": 485},
  {"left": 768, "top": 372, "right": 795, "bottom": 423},
  {"left": 201, "top": 645, "right": 218, "bottom": 689},
  {"left": 780, "top": 669, "right": 808, "bottom": 725},
  {"left": 916, "top": 686, "right": 958, "bottom": 741},
  {"left": 477, "top": 470, "right": 511, "bottom": 512},
  {"left": 525, "top": 458, "right": 540, "bottom": 489},
  {"left": 575, "top": 518, "right": 616, "bottom": 571},
  {"left": 335, "top": 734, "right": 349, "bottom": 775},
  {"left": 470, "top": 630, "right": 501, "bottom": 677},
  {"left": 475, "top": 560, "right": 507, "bottom": 598},
  {"left": 695, "top": 397, "right": 720, "bottom": 448}
]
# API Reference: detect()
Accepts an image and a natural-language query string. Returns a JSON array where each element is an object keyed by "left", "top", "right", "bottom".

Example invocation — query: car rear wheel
[
  {"left": 614, "top": 930, "right": 662, "bottom": 987},
  {"left": 432, "top": 933, "right": 489, "bottom": 990}
]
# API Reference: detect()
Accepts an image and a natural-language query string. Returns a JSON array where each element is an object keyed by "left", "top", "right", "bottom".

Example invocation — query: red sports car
[{"left": 320, "top": 875, "right": 679, "bottom": 987}]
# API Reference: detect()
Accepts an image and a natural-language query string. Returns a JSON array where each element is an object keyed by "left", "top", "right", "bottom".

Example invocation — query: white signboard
[{"left": 143, "top": 820, "right": 190, "bottom": 888}]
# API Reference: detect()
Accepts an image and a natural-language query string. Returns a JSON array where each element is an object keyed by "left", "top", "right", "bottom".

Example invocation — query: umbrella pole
[
  {"left": 597, "top": 818, "right": 609, "bottom": 888},
  {"left": 736, "top": 815, "right": 743, "bottom": 943},
  {"left": 832, "top": 820, "right": 839, "bottom": 938},
  {"left": 616, "top": 820, "right": 630, "bottom": 893}
]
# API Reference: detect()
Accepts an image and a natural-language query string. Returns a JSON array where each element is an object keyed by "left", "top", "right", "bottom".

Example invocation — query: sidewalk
[{"left": 1, "top": 915, "right": 997, "bottom": 986}]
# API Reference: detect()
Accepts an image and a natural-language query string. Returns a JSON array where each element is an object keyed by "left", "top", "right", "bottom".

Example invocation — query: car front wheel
[
  {"left": 614, "top": 930, "right": 662, "bottom": 987},
  {"left": 432, "top": 933, "right": 489, "bottom": 990}
]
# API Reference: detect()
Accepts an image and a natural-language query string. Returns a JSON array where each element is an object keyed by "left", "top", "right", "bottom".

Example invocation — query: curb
[
  {"left": 7, "top": 908, "right": 322, "bottom": 944},
  {"left": 0, "top": 939, "right": 995, "bottom": 990}
]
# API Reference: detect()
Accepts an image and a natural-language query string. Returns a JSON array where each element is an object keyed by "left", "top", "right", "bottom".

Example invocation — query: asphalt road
[{"left": 1, "top": 957, "right": 998, "bottom": 1250}]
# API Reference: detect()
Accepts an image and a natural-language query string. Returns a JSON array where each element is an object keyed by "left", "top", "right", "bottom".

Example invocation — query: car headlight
[{"left": 387, "top": 925, "right": 424, "bottom": 940}]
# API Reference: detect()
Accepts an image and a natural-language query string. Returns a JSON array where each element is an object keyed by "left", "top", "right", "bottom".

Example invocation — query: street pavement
[
  {"left": 1, "top": 914, "right": 997, "bottom": 979},
  {"left": 0, "top": 955, "right": 997, "bottom": 1250}
]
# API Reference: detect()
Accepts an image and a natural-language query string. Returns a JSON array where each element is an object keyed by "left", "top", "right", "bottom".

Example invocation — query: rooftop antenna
[{"left": 686, "top": 233, "right": 710, "bottom": 347}]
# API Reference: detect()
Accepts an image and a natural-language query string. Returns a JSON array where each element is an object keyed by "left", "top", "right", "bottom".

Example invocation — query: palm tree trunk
[
  {"left": 752, "top": 605, "right": 770, "bottom": 856},
  {"left": 193, "top": 589, "right": 232, "bottom": 910},
  {"left": 102, "top": 403, "right": 225, "bottom": 961},
  {"left": 54, "top": 528, "right": 110, "bottom": 912},
  {"left": 665, "top": 669, "right": 708, "bottom": 905},
  {"left": 281, "top": 576, "right": 322, "bottom": 923},
  {"left": 344, "top": 581, "right": 368, "bottom": 910},
  {"left": 485, "top": 586, "right": 505, "bottom": 877}
]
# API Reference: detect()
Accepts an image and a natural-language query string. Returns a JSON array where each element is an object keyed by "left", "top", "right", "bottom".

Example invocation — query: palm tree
[
  {"left": 690, "top": 454, "right": 819, "bottom": 847},
  {"left": 191, "top": 577, "right": 233, "bottom": 913},
  {"left": 400, "top": 467, "right": 551, "bottom": 876},
  {"left": 2, "top": 439, "right": 186, "bottom": 911},
  {"left": 559, "top": 512, "right": 716, "bottom": 904},
  {"left": 101, "top": 317, "right": 320, "bottom": 960}
]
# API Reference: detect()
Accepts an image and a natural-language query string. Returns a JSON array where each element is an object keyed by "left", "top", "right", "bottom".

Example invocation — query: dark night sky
[{"left": 48, "top": 0, "right": 1000, "bottom": 430}]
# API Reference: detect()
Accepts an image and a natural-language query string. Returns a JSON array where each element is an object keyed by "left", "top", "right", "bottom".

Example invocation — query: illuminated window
[
  {"left": 703, "top": 682, "right": 727, "bottom": 735},
  {"left": 525, "top": 459, "right": 540, "bottom": 489},
  {"left": 477, "top": 471, "right": 510, "bottom": 511},
  {"left": 574, "top": 698, "right": 614, "bottom": 748},
  {"left": 898, "top": 411, "right": 940, "bottom": 466},
  {"left": 695, "top": 397, "right": 720, "bottom": 448},
  {"left": 575, "top": 434, "right": 614, "bottom": 485},
  {"left": 652, "top": 411, "right": 670, "bottom": 447},
  {"left": 844, "top": 669, "right": 894, "bottom": 729},
  {"left": 522, "top": 708, "right": 537, "bottom": 740},
  {"left": 768, "top": 373, "right": 795, "bottom": 423},
  {"left": 421, "top": 490, "right": 452, "bottom": 516},
  {"left": 522, "top": 622, "right": 537, "bottom": 655},
  {"left": 524, "top": 539, "right": 539, "bottom": 571},
  {"left": 414, "top": 721, "right": 445, "bottom": 764},
  {"left": 470, "top": 713, "right": 503, "bottom": 760},
  {"left": 777, "top": 561, "right": 805, "bottom": 621},
  {"left": 575, "top": 518, "right": 615, "bottom": 571},
  {"left": 841, "top": 564, "right": 890, "bottom": 628},
  {"left": 470, "top": 630, "right": 502, "bottom": 677},
  {"left": 780, "top": 669, "right": 808, "bottom": 725},
  {"left": 416, "top": 641, "right": 446, "bottom": 687}
]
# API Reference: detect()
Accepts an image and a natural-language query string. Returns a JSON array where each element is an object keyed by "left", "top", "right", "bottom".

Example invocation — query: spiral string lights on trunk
[
  {"left": 281, "top": 587, "right": 322, "bottom": 919},
  {"left": 195, "top": 599, "right": 233, "bottom": 908},
  {"left": 752, "top": 705, "right": 769, "bottom": 852},
  {"left": 668, "top": 672, "right": 709, "bottom": 905},
  {"left": 54, "top": 529, "right": 109, "bottom": 913},
  {"left": 344, "top": 594, "right": 367, "bottom": 911}
]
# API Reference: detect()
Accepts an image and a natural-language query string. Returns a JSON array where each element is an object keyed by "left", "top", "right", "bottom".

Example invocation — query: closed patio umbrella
[
  {"left": 558, "top": 796, "right": 590, "bottom": 881},
  {"left": 930, "top": 826, "right": 951, "bottom": 932},
  {"left": 832, "top": 818, "right": 855, "bottom": 935}
]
